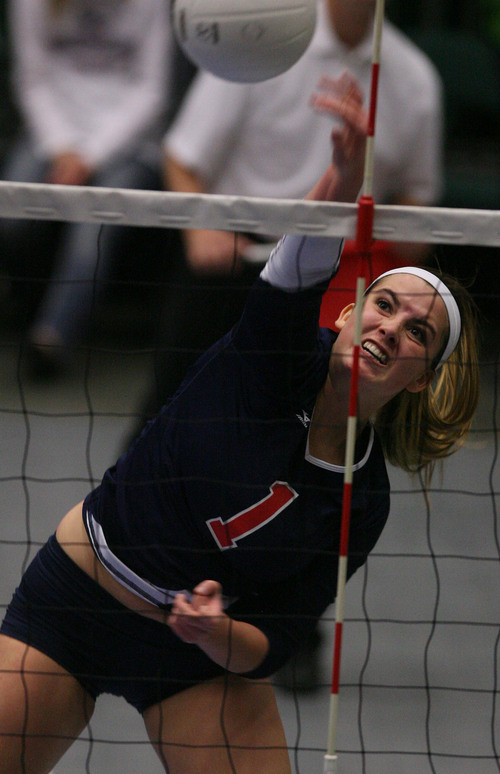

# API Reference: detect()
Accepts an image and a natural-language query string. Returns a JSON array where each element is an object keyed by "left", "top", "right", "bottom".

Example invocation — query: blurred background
[{"left": 0, "top": 0, "right": 498, "bottom": 342}]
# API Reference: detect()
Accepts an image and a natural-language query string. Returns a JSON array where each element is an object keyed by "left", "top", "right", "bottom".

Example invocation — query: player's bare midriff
[{"left": 56, "top": 504, "right": 169, "bottom": 625}]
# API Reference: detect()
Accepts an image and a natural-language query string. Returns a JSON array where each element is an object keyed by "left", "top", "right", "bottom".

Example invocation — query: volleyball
[{"left": 171, "top": 0, "right": 317, "bottom": 83}]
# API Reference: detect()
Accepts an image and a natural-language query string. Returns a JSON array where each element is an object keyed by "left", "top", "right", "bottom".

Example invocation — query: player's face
[{"left": 331, "top": 274, "right": 449, "bottom": 406}]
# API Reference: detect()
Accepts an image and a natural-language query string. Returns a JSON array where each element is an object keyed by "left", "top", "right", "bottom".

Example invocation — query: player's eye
[
  {"left": 408, "top": 324, "right": 426, "bottom": 343},
  {"left": 376, "top": 297, "right": 391, "bottom": 312}
]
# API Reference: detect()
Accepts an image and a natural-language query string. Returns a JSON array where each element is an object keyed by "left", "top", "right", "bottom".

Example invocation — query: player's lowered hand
[{"left": 168, "top": 580, "right": 225, "bottom": 645}]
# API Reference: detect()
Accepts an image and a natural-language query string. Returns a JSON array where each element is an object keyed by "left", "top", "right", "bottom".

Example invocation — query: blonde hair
[{"left": 372, "top": 270, "right": 480, "bottom": 481}]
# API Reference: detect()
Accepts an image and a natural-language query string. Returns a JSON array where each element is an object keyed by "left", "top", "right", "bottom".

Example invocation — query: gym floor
[{"left": 0, "top": 308, "right": 498, "bottom": 774}]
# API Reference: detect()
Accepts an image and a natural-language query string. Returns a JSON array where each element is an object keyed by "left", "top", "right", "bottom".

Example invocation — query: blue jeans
[{"left": 0, "top": 138, "right": 161, "bottom": 347}]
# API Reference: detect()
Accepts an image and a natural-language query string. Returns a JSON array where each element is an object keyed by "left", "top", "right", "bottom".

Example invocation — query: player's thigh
[
  {"left": 143, "top": 674, "right": 291, "bottom": 774},
  {"left": 0, "top": 634, "right": 95, "bottom": 774}
]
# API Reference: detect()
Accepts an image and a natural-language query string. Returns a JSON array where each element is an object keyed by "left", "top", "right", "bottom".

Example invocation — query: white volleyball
[{"left": 171, "top": 0, "right": 317, "bottom": 83}]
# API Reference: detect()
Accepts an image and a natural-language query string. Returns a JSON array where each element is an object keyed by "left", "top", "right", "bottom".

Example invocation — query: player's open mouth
[{"left": 362, "top": 341, "right": 388, "bottom": 365}]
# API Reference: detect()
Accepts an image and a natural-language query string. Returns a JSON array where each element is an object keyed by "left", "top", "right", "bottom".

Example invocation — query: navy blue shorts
[{"left": 0, "top": 534, "right": 224, "bottom": 713}]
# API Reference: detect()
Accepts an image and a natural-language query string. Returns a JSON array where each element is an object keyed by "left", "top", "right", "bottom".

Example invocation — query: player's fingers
[
  {"left": 193, "top": 579, "right": 222, "bottom": 597},
  {"left": 170, "top": 593, "right": 192, "bottom": 616},
  {"left": 316, "top": 71, "right": 364, "bottom": 104},
  {"left": 311, "top": 93, "right": 367, "bottom": 136},
  {"left": 168, "top": 617, "right": 203, "bottom": 644}
]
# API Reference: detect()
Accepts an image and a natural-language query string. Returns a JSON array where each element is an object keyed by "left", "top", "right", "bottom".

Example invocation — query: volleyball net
[{"left": 0, "top": 183, "right": 499, "bottom": 774}]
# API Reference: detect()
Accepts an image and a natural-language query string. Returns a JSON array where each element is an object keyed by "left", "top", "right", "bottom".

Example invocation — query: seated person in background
[{"left": 0, "top": 0, "right": 181, "bottom": 377}]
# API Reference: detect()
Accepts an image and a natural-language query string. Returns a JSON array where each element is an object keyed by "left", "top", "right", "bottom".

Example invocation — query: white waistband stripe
[{"left": 84, "top": 509, "right": 238, "bottom": 610}]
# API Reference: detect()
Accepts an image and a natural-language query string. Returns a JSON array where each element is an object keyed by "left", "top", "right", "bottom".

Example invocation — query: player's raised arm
[{"left": 260, "top": 72, "right": 368, "bottom": 293}]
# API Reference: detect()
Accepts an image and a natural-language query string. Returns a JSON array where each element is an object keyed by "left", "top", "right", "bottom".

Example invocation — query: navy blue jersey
[{"left": 83, "top": 272, "right": 390, "bottom": 677}]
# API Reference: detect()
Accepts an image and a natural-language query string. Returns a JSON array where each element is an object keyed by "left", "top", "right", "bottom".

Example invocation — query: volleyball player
[{"left": 0, "top": 78, "right": 479, "bottom": 774}]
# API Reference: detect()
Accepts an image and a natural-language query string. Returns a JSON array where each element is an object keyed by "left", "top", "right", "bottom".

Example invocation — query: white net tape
[{"left": 0, "top": 180, "right": 499, "bottom": 246}]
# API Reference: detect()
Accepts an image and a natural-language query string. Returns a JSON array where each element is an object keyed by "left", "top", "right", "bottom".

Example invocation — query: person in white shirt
[
  {"left": 0, "top": 0, "right": 178, "bottom": 376},
  {"left": 166, "top": 0, "right": 442, "bottom": 270}
]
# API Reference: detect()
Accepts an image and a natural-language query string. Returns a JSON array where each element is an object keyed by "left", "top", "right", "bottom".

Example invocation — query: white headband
[{"left": 366, "top": 267, "right": 462, "bottom": 369}]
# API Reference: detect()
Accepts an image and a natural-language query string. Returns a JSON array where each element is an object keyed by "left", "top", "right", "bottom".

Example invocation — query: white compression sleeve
[{"left": 260, "top": 234, "right": 344, "bottom": 291}]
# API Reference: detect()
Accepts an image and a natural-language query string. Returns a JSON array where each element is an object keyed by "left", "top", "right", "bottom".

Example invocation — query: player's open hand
[
  {"left": 307, "top": 71, "right": 368, "bottom": 203},
  {"left": 168, "top": 580, "right": 226, "bottom": 645}
]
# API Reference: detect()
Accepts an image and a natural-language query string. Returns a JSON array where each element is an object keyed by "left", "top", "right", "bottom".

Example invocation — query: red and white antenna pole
[
  {"left": 356, "top": 0, "right": 385, "bottom": 258},
  {"left": 323, "top": 274, "right": 364, "bottom": 774},
  {"left": 323, "top": 2, "right": 385, "bottom": 772}
]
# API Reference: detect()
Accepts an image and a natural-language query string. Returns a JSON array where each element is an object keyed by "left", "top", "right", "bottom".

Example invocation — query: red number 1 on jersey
[{"left": 206, "top": 481, "right": 299, "bottom": 550}]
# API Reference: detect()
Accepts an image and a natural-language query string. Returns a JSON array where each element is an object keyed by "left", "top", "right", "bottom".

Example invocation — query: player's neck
[
  {"left": 327, "top": 0, "right": 374, "bottom": 48},
  {"left": 309, "top": 383, "right": 369, "bottom": 466}
]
